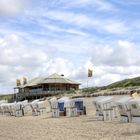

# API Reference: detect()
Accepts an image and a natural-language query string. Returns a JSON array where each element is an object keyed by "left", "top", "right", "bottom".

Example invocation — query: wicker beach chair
[
  {"left": 14, "top": 102, "right": 23, "bottom": 117},
  {"left": 74, "top": 98, "right": 86, "bottom": 115},
  {"left": 0, "top": 103, "right": 10, "bottom": 115},
  {"left": 0, "top": 102, "right": 16, "bottom": 116},
  {"left": 0, "top": 100, "right": 8, "bottom": 115},
  {"left": 96, "top": 96, "right": 114, "bottom": 121},
  {"left": 58, "top": 97, "right": 69, "bottom": 116},
  {"left": 49, "top": 97, "right": 57, "bottom": 112},
  {"left": 20, "top": 100, "right": 29, "bottom": 116},
  {"left": 92, "top": 96, "right": 105, "bottom": 117},
  {"left": 128, "top": 97, "right": 140, "bottom": 123},
  {"left": 116, "top": 96, "right": 132, "bottom": 123},
  {"left": 30, "top": 99, "right": 40, "bottom": 116},
  {"left": 36, "top": 101, "right": 47, "bottom": 115},
  {"left": 64, "top": 99, "right": 77, "bottom": 117},
  {"left": 15, "top": 100, "right": 29, "bottom": 116},
  {"left": 51, "top": 100, "right": 59, "bottom": 117}
]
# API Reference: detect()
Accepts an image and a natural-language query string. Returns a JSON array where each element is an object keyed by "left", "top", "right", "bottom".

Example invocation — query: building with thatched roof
[{"left": 14, "top": 73, "right": 80, "bottom": 100}]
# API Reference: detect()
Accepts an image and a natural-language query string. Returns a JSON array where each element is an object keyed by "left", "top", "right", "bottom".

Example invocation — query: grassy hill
[
  {"left": 0, "top": 94, "right": 13, "bottom": 102},
  {"left": 107, "top": 77, "right": 140, "bottom": 89},
  {"left": 82, "top": 76, "right": 140, "bottom": 94}
]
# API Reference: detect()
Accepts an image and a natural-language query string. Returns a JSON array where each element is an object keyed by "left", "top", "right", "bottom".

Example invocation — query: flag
[
  {"left": 88, "top": 69, "right": 93, "bottom": 77},
  {"left": 16, "top": 79, "right": 21, "bottom": 86},
  {"left": 23, "top": 77, "right": 27, "bottom": 85}
]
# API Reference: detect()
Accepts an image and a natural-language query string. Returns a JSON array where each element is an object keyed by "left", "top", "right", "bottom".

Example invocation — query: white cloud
[
  {"left": 61, "top": 0, "right": 115, "bottom": 11},
  {"left": 84, "top": 60, "right": 94, "bottom": 72},
  {"left": 90, "top": 40, "right": 140, "bottom": 66},
  {"left": 40, "top": 58, "right": 74, "bottom": 77},
  {"left": 0, "top": 34, "right": 49, "bottom": 93},
  {"left": 116, "top": 0, "right": 140, "bottom": 5},
  {"left": 93, "top": 0, "right": 114, "bottom": 11},
  {"left": 103, "top": 20, "right": 128, "bottom": 34},
  {"left": 0, "top": 0, "right": 31, "bottom": 16},
  {"left": 45, "top": 10, "right": 128, "bottom": 35},
  {"left": 0, "top": 35, "right": 48, "bottom": 67},
  {"left": 37, "top": 19, "right": 89, "bottom": 36}
]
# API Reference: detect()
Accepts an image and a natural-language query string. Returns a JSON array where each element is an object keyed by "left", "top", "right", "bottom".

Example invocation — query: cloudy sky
[{"left": 0, "top": 0, "right": 140, "bottom": 94}]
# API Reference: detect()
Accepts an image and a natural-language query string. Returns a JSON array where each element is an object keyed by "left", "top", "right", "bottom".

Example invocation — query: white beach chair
[
  {"left": 0, "top": 103, "right": 10, "bottom": 115},
  {"left": 14, "top": 102, "right": 23, "bottom": 117},
  {"left": 20, "top": 100, "right": 29, "bottom": 116},
  {"left": 116, "top": 96, "right": 132, "bottom": 123},
  {"left": 20, "top": 100, "right": 28, "bottom": 107},
  {"left": 48, "top": 97, "right": 57, "bottom": 112},
  {"left": 50, "top": 100, "right": 59, "bottom": 118},
  {"left": 64, "top": 99, "right": 77, "bottom": 117},
  {"left": 30, "top": 100, "right": 40, "bottom": 116},
  {"left": 128, "top": 97, "right": 140, "bottom": 123},
  {"left": 9, "top": 103, "right": 17, "bottom": 116},
  {"left": 58, "top": 97, "right": 69, "bottom": 116},
  {"left": 36, "top": 101, "right": 47, "bottom": 115},
  {"left": 92, "top": 96, "right": 105, "bottom": 117},
  {"left": 96, "top": 96, "right": 114, "bottom": 121},
  {"left": 0, "top": 102, "right": 16, "bottom": 116},
  {"left": 0, "top": 100, "right": 8, "bottom": 115}
]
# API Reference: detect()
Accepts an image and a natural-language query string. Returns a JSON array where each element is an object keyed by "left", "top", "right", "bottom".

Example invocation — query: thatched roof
[
  {"left": 22, "top": 77, "right": 44, "bottom": 87},
  {"left": 21, "top": 73, "right": 80, "bottom": 88},
  {"left": 43, "top": 73, "right": 80, "bottom": 84}
]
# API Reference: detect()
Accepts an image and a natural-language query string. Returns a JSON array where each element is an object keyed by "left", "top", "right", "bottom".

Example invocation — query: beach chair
[
  {"left": 9, "top": 103, "right": 17, "bottom": 116},
  {"left": 48, "top": 97, "right": 57, "bottom": 112},
  {"left": 49, "top": 97, "right": 59, "bottom": 117},
  {"left": 74, "top": 98, "right": 86, "bottom": 115},
  {"left": 0, "top": 100, "right": 8, "bottom": 115},
  {"left": 20, "top": 100, "right": 29, "bottom": 116},
  {"left": 0, "top": 102, "right": 16, "bottom": 116},
  {"left": 14, "top": 102, "right": 23, "bottom": 117},
  {"left": 92, "top": 96, "right": 105, "bottom": 117},
  {"left": 36, "top": 101, "right": 47, "bottom": 115},
  {"left": 64, "top": 99, "right": 77, "bottom": 117},
  {"left": 0, "top": 103, "right": 10, "bottom": 115},
  {"left": 116, "top": 96, "right": 132, "bottom": 123},
  {"left": 30, "top": 99, "right": 40, "bottom": 116},
  {"left": 15, "top": 100, "right": 29, "bottom": 116},
  {"left": 96, "top": 96, "right": 114, "bottom": 121},
  {"left": 58, "top": 97, "right": 69, "bottom": 116},
  {"left": 50, "top": 100, "right": 59, "bottom": 118},
  {"left": 128, "top": 97, "right": 140, "bottom": 123}
]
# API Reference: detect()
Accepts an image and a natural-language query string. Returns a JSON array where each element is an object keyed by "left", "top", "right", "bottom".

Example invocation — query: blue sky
[{"left": 0, "top": 0, "right": 140, "bottom": 94}]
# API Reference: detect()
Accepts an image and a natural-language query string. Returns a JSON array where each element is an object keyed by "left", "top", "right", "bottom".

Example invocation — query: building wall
[
  {"left": 20, "top": 83, "right": 79, "bottom": 94},
  {"left": 42, "top": 83, "right": 79, "bottom": 91}
]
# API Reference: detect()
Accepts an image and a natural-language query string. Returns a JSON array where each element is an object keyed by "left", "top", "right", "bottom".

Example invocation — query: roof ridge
[{"left": 47, "top": 73, "right": 64, "bottom": 79}]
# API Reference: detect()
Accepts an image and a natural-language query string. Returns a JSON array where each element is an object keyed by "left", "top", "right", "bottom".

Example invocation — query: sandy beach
[{"left": 0, "top": 97, "right": 140, "bottom": 140}]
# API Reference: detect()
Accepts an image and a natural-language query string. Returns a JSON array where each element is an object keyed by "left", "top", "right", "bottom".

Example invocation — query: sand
[{"left": 0, "top": 97, "right": 140, "bottom": 140}]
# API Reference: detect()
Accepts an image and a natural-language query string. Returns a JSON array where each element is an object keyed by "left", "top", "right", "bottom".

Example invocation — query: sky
[{"left": 0, "top": 0, "right": 140, "bottom": 94}]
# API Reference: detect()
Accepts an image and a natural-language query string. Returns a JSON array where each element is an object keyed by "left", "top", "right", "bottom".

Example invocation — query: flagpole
[{"left": 87, "top": 78, "right": 89, "bottom": 88}]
